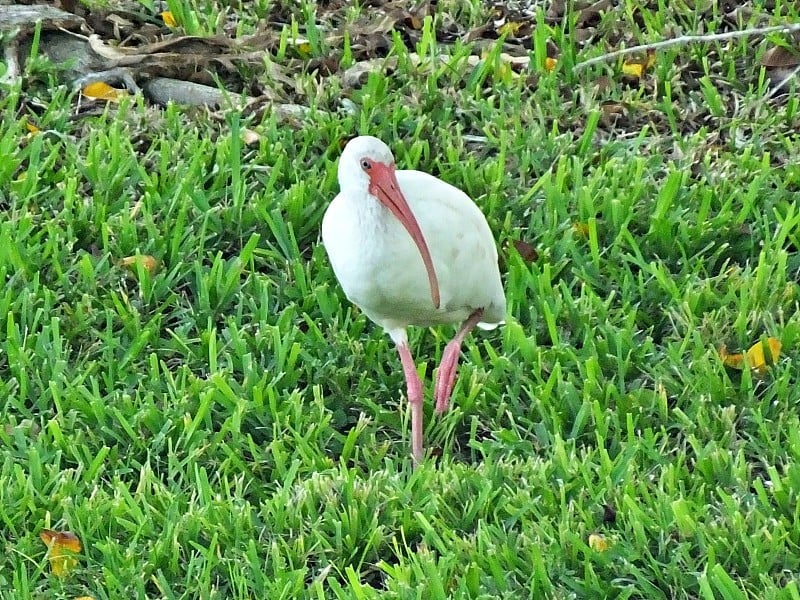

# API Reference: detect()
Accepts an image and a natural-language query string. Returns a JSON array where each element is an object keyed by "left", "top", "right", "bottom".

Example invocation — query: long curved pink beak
[{"left": 368, "top": 163, "right": 440, "bottom": 309}]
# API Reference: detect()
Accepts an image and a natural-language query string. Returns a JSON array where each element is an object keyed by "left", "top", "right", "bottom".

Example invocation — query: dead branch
[{"left": 574, "top": 22, "right": 800, "bottom": 71}]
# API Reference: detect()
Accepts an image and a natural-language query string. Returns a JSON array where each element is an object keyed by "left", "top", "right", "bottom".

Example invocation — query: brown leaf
[
  {"left": 762, "top": 46, "right": 800, "bottom": 68},
  {"left": 511, "top": 239, "right": 538, "bottom": 262},
  {"left": 577, "top": 0, "right": 614, "bottom": 27},
  {"left": 600, "top": 102, "right": 625, "bottom": 126}
]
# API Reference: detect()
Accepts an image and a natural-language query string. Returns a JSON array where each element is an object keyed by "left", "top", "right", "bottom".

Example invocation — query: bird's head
[{"left": 337, "top": 136, "right": 440, "bottom": 309}]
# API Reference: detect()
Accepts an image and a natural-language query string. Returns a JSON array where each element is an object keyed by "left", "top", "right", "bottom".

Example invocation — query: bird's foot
[{"left": 434, "top": 339, "right": 462, "bottom": 415}]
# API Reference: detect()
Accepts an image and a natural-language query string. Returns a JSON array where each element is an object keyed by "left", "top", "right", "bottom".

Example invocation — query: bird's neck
[{"left": 347, "top": 190, "right": 391, "bottom": 235}]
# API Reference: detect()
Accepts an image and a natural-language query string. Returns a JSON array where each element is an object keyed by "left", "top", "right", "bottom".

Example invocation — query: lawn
[{"left": 1, "top": 0, "right": 800, "bottom": 598}]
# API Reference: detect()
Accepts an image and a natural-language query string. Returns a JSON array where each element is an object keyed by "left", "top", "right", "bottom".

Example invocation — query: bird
[{"left": 321, "top": 136, "right": 505, "bottom": 465}]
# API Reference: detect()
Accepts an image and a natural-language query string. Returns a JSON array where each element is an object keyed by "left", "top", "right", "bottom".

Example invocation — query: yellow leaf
[
  {"left": 75, "top": 597, "right": 96, "bottom": 600},
  {"left": 120, "top": 255, "right": 159, "bottom": 274},
  {"left": 161, "top": 11, "right": 177, "bottom": 27},
  {"left": 622, "top": 61, "right": 644, "bottom": 78},
  {"left": 544, "top": 57, "right": 558, "bottom": 72},
  {"left": 497, "top": 21, "right": 524, "bottom": 37},
  {"left": 623, "top": 51, "right": 655, "bottom": 79},
  {"left": 40, "top": 529, "right": 81, "bottom": 578},
  {"left": 26, "top": 121, "right": 41, "bottom": 134},
  {"left": 292, "top": 38, "right": 312, "bottom": 55},
  {"left": 82, "top": 82, "right": 127, "bottom": 102},
  {"left": 588, "top": 533, "right": 610, "bottom": 552},
  {"left": 745, "top": 337, "right": 781, "bottom": 375},
  {"left": 572, "top": 222, "right": 590, "bottom": 237}
]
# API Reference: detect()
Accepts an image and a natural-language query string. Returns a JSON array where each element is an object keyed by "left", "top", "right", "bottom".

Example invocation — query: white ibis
[{"left": 321, "top": 136, "right": 505, "bottom": 465}]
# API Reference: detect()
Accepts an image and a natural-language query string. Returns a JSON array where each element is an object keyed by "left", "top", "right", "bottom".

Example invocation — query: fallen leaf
[
  {"left": 718, "top": 345, "right": 744, "bottom": 369},
  {"left": 600, "top": 102, "right": 625, "bottom": 125},
  {"left": 120, "top": 255, "right": 159, "bottom": 273},
  {"left": 745, "top": 337, "right": 782, "bottom": 375},
  {"left": 82, "top": 81, "right": 127, "bottom": 102},
  {"left": 588, "top": 533, "right": 610, "bottom": 552},
  {"left": 160, "top": 11, "right": 177, "bottom": 27},
  {"left": 622, "top": 49, "right": 656, "bottom": 80},
  {"left": 25, "top": 121, "right": 41, "bottom": 134},
  {"left": 573, "top": 222, "right": 590, "bottom": 237},
  {"left": 40, "top": 529, "right": 81, "bottom": 577},
  {"left": 544, "top": 57, "right": 558, "bottom": 72},
  {"left": 622, "top": 61, "right": 644, "bottom": 78},
  {"left": 576, "top": 0, "right": 613, "bottom": 26},
  {"left": 407, "top": 15, "right": 423, "bottom": 30},
  {"left": 512, "top": 239, "right": 538, "bottom": 262},
  {"left": 719, "top": 337, "right": 781, "bottom": 375},
  {"left": 241, "top": 128, "right": 261, "bottom": 146},
  {"left": 291, "top": 37, "right": 313, "bottom": 56},
  {"left": 762, "top": 46, "right": 800, "bottom": 68}
]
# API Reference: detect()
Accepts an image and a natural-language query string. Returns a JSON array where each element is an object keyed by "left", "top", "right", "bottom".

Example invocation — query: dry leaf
[
  {"left": 718, "top": 345, "right": 744, "bottom": 369},
  {"left": 82, "top": 81, "right": 127, "bottom": 102},
  {"left": 577, "top": 0, "right": 613, "bottom": 26},
  {"left": 407, "top": 15, "right": 423, "bottom": 30},
  {"left": 600, "top": 102, "right": 625, "bottom": 126},
  {"left": 745, "top": 337, "right": 782, "bottom": 375},
  {"left": 291, "top": 38, "right": 313, "bottom": 55},
  {"left": 588, "top": 533, "right": 610, "bottom": 552},
  {"left": 512, "top": 239, "right": 538, "bottom": 262},
  {"left": 762, "top": 46, "right": 800, "bottom": 68},
  {"left": 622, "top": 61, "right": 645, "bottom": 78},
  {"left": 573, "top": 222, "right": 590, "bottom": 237},
  {"left": 242, "top": 128, "right": 261, "bottom": 145},
  {"left": 120, "top": 255, "right": 159, "bottom": 273},
  {"left": 544, "top": 57, "right": 557, "bottom": 72},
  {"left": 622, "top": 49, "right": 656, "bottom": 80},
  {"left": 25, "top": 121, "right": 41, "bottom": 134},
  {"left": 40, "top": 529, "right": 81, "bottom": 577},
  {"left": 719, "top": 337, "right": 781, "bottom": 375},
  {"left": 161, "top": 11, "right": 177, "bottom": 28}
]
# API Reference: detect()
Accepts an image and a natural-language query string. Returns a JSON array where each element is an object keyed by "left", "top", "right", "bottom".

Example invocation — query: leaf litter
[{"left": 2, "top": 0, "right": 798, "bottom": 148}]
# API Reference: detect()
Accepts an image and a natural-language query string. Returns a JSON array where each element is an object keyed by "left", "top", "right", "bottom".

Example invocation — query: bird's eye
[{"left": 360, "top": 159, "right": 371, "bottom": 171}]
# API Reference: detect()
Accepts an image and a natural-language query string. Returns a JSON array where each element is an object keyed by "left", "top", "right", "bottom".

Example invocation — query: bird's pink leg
[
  {"left": 396, "top": 341, "right": 425, "bottom": 466},
  {"left": 434, "top": 309, "right": 484, "bottom": 415}
]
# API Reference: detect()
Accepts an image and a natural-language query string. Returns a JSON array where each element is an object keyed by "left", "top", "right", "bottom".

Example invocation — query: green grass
[{"left": 2, "top": 0, "right": 800, "bottom": 598}]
